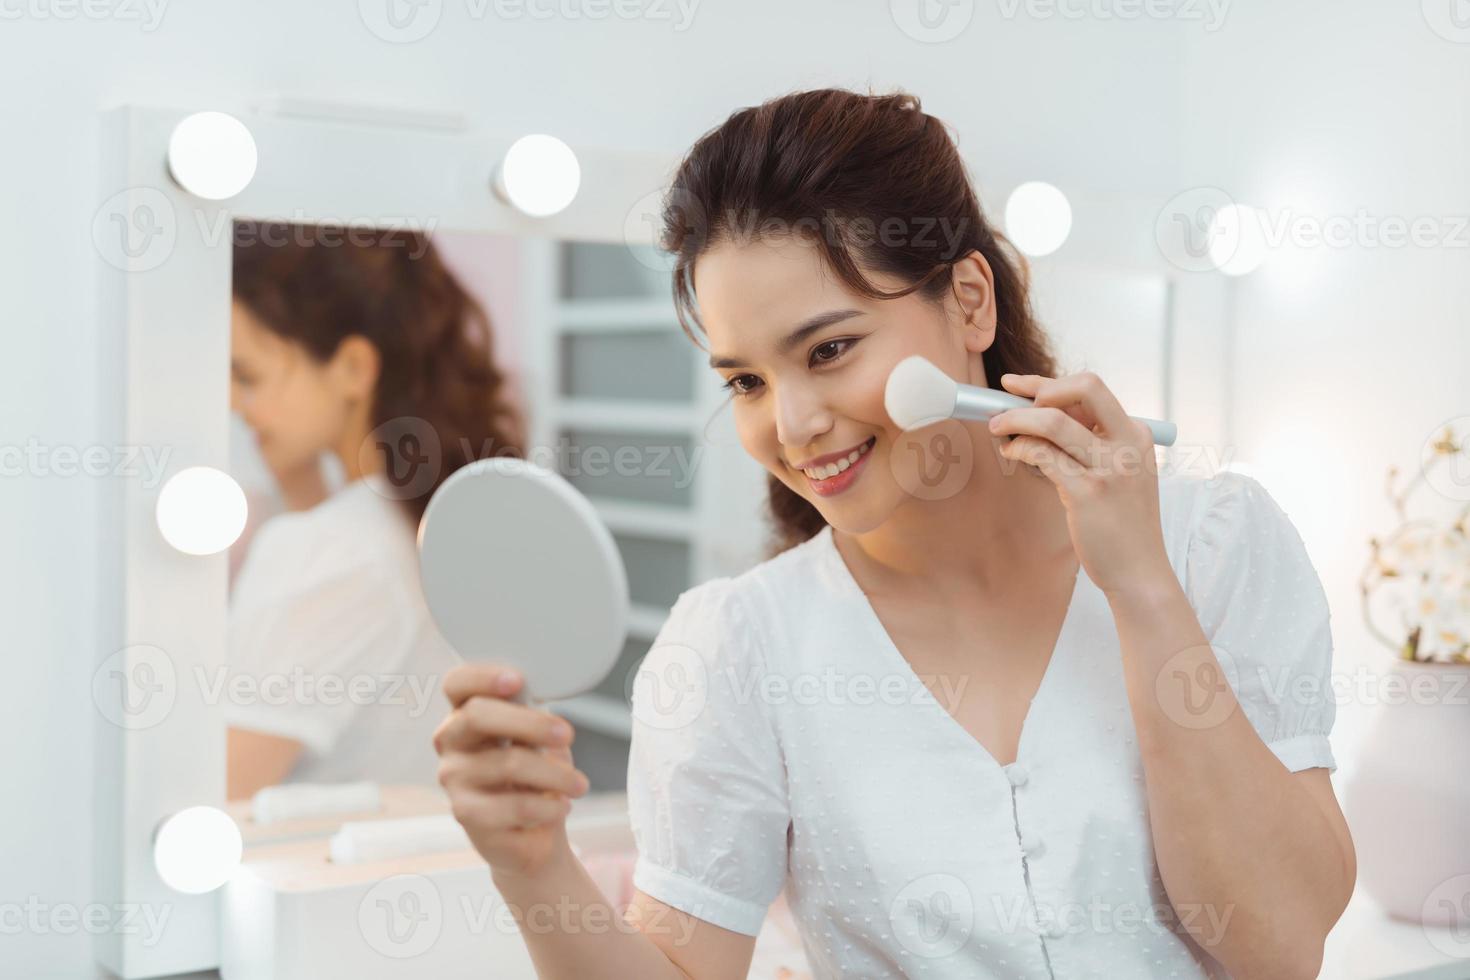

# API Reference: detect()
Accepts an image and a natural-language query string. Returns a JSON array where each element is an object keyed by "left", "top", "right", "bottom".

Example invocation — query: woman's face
[
  {"left": 695, "top": 235, "right": 997, "bottom": 534},
  {"left": 229, "top": 299, "right": 360, "bottom": 476}
]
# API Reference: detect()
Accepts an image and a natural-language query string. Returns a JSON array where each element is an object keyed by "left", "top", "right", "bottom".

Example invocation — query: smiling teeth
[{"left": 804, "top": 439, "right": 872, "bottom": 480}]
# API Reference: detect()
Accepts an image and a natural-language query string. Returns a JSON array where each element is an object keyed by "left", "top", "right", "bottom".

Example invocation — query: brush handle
[{"left": 954, "top": 386, "right": 1177, "bottom": 447}]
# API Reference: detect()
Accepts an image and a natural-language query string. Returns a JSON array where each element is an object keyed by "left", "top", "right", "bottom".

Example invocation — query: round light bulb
[
  {"left": 1208, "top": 203, "right": 1268, "bottom": 276},
  {"left": 155, "top": 466, "right": 247, "bottom": 556},
  {"left": 153, "top": 806, "right": 243, "bottom": 894},
  {"left": 1004, "top": 181, "right": 1073, "bottom": 257},
  {"left": 494, "top": 135, "right": 581, "bottom": 217},
  {"left": 167, "top": 111, "right": 258, "bottom": 201}
]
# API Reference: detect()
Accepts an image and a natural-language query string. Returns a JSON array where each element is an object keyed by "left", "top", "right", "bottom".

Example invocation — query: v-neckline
[{"left": 818, "top": 525, "right": 1084, "bottom": 772}]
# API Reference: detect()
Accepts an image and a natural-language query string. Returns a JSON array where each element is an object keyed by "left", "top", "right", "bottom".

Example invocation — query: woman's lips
[{"left": 802, "top": 436, "right": 875, "bottom": 497}]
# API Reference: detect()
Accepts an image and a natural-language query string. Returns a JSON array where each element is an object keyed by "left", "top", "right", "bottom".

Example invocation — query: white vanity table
[{"left": 156, "top": 881, "right": 1470, "bottom": 980}]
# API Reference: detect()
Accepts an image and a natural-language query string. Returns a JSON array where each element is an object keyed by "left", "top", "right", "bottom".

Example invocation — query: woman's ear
[
  {"left": 950, "top": 249, "right": 998, "bottom": 354},
  {"left": 329, "top": 335, "right": 382, "bottom": 402}
]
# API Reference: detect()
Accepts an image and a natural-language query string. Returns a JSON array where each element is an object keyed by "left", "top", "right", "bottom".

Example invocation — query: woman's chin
[{"left": 807, "top": 490, "right": 895, "bottom": 536}]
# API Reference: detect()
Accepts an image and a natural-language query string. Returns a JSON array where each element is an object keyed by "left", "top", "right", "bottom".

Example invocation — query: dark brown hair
[
  {"left": 231, "top": 221, "right": 525, "bottom": 524},
  {"left": 661, "top": 87, "right": 1062, "bottom": 557}
]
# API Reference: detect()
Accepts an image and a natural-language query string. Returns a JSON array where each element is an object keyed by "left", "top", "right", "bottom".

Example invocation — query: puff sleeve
[
  {"left": 1184, "top": 471, "right": 1338, "bottom": 773},
  {"left": 625, "top": 578, "right": 791, "bottom": 936}
]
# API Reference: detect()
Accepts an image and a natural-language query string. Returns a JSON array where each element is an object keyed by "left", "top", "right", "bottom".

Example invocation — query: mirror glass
[{"left": 222, "top": 222, "right": 712, "bottom": 805}]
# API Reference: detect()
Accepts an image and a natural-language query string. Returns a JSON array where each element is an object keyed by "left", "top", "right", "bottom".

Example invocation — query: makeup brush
[{"left": 884, "top": 355, "right": 1178, "bottom": 447}]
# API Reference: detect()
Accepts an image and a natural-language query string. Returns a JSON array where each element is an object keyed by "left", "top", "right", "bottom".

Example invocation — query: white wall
[
  {"left": 8, "top": 1, "right": 1435, "bottom": 974},
  {"left": 1179, "top": 0, "right": 1470, "bottom": 786}
]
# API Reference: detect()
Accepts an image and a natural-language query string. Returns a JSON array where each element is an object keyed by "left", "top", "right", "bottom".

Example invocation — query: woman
[
  {"left": 228, "top": 222, "right": 523, "bottom": 799},
  {"left": 433, "top": 89, "right": 1354, "bottom": 979}
]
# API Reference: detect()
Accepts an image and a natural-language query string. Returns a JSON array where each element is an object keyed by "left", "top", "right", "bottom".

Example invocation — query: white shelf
[
  {"left": 592, "top": 498, "right": 696, "bottom": 540},
  {"left": 556, "top": 298, "right": 681, "bottom": 331},
  {"left": 553, "top": 399, "right": 699, "bottom": 433},
  {"left": 627, "top": 602, "right": 669, "bottom": 639}
]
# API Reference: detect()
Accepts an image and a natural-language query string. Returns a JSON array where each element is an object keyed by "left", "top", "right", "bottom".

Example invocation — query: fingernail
[
  {"left": 551, "top": 720, "right": 573, "bottom": 742},
  {"left": 497, "top": 671, "right": 520, "bottom": 694}
]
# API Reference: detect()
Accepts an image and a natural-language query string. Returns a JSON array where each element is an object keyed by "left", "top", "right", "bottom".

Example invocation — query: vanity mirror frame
[{"left": 93, "top": 101, "right": 678, "bottom": 979}]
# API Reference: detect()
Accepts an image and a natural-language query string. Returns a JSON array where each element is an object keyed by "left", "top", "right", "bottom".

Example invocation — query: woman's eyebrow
[{"left": 708, "top": 309, "right": 864, "bottom": 369}]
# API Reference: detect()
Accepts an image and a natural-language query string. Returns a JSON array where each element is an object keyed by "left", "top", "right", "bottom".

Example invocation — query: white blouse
[
  {"left": 227, "top": 473, "right": 457, "bottom": 787},
  {"left": 626, "top": 470, "right": 1337, "bottom": 979}
]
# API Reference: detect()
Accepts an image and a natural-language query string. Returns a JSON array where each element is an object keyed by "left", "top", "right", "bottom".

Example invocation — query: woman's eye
[
  {"left": 721, "top": 374, "right": 762, "bottom": 396},
  {"left": 811, "top": 338, "right": 856, "bottom": 365}
]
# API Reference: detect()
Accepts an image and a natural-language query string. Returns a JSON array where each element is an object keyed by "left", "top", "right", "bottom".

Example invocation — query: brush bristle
[{"left": 884, "top": 356, "right": 959, "bottom": 430}]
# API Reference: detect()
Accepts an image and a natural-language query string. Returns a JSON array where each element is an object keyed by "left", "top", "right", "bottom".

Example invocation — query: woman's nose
[{"left": 773, "top": 386, "right": 833, "bottom": 451}]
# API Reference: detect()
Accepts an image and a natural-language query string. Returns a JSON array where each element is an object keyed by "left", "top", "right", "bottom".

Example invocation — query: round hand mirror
[{"left": 417, "top": 457, "right": 630, "bottom": 704}]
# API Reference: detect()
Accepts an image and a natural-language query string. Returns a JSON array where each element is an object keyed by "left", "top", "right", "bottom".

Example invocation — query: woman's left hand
[{"left": 986, "top": 371, "right": 1173, "bottom": 600}]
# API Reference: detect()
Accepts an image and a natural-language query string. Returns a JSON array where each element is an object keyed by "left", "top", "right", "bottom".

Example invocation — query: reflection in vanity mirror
[
  {"left": 220, "top": 221, "right": 726, "bottom": 807},
  {"left": 223, "top": 220, "right": 533, "bottom": 801}
]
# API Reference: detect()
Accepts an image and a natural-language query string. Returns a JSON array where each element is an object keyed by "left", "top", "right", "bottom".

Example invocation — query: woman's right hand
[{"left": 433, "top": 663, "right": 592, "bottom": 879}]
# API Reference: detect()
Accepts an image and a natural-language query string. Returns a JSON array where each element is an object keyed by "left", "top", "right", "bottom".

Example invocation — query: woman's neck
[{"left": 333, "top": 411, "right": 383, "bottom": 483}]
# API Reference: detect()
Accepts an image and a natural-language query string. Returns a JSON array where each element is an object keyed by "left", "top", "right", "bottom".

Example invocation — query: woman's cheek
[
  {"left": 732, "top": 415, "right": 775, "bottom": 474},
  {"left": 860, "top": 361, "right": 897, "bottom": 422}
]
